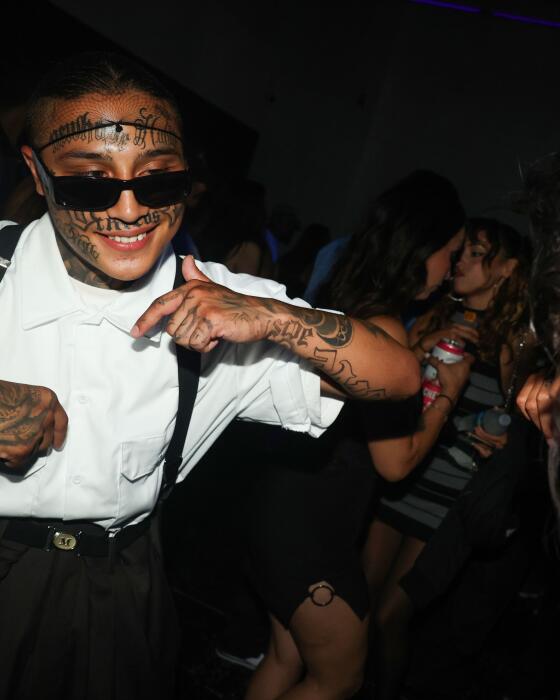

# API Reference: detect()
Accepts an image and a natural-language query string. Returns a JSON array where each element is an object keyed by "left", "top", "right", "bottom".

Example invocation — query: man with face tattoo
[{"left": 0, "top": 52, "right": 419, "bottom": 700}]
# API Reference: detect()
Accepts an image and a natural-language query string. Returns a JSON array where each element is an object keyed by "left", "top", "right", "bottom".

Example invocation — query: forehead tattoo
[{"left": 38, "top": 104, "right": 182, "bottom": 154}]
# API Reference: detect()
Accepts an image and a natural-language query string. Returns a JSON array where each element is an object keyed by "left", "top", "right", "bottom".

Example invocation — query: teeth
[{"left": 107, "top": 233, "right": 147, "bottom": 243}]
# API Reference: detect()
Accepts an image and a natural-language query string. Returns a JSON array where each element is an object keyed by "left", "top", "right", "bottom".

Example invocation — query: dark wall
[
  {"left": 12, "top": 0, "right": 560, "bottom": 236},
  {"left": 0, "top": 3, "right": 258, "bottom": 182}
]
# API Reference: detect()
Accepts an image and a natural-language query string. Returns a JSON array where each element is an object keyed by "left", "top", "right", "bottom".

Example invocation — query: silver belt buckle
[{"left": 52, "top": 531, "right": 78, "bottom": 551}]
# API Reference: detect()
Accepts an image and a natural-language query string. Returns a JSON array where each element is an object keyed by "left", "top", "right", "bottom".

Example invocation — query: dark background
[
  {"left": 11, "top": 0, "right": 560, "bottom": 238},
  {"left": 2, "top": 3, "right": 560, "bottom": 696}
]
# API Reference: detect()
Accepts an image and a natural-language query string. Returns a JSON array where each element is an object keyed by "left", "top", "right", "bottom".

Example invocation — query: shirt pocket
[
  {"left": 118, "top": 435, "right": 166, "bottom": 521},
  {"left": 3, "top": 455, "right": 48, "bottom": 482}
]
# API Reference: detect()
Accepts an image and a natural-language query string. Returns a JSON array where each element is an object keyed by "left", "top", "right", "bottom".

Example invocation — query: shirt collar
[{"left": 19, "top": 213, "right": 176, "bottom": 343}]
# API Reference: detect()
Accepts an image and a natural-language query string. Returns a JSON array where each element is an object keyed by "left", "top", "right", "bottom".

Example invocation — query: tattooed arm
[
  {"left": 0, "top": 381, "right": 68, "bottom": 469},
  {"left": 132, "top": 256, "right": 421, "bottom": 401}
]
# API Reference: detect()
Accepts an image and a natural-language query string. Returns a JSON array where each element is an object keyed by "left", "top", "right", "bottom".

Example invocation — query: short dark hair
[{"left": 23, "top": 51, "right": 182, "bottom": 148}]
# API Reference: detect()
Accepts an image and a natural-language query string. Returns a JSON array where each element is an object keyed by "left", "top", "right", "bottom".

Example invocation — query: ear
[
  {"left": 500, "top": 257, "right": 518, "bottom": 280},
  {"left": 20, "top": 145, "right": 46, "bottom": 197}
]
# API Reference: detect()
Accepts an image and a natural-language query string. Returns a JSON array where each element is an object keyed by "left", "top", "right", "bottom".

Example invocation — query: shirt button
[
  {"left": 77, "top": 395, "right": 89, "bottom": 405},
  {"left": 72, "top": 475, "right": 82, "bottom": 485}
]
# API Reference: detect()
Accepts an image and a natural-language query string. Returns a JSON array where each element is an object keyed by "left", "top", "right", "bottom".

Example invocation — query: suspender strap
[
  {"left": 0, "top": 224, "right": 25, "bottom": 281},
  {"left": 160, "top": 255, "right": 201, "bottom": 499}
]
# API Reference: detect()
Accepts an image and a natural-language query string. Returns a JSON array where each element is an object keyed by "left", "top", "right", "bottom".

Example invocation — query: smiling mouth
[
  {"left": 106, "top": 232, "right": 149, "bottom": 243},
  {"left": 96, "top": 225, "right": 157, "bottom": 244},
  {"left": 93, "top": 225, "right": 158, "bottom": 251}
]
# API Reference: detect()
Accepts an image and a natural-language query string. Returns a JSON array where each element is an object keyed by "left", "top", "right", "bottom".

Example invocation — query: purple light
[
  {"left": 408, "top": 0, "right": 481, "bottom": 13},
  {"left": 492, "top": 11, "right": 560, "bottom": 29}
]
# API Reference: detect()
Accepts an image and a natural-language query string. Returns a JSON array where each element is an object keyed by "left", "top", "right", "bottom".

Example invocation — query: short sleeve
[{"left": 196, "top": 260, "right": 344, "bottom": 437}]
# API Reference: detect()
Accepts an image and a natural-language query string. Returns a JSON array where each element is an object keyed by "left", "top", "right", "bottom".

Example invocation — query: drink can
[
  {"left": 423, "top": 338, "right": 465, "bottom": 382},
  {"left": 422, "top": 380, "right": 441, "bottom": 410}
]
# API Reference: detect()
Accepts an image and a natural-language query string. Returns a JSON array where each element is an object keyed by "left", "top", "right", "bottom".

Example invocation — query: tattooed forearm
[
  {"left": 267, "top": 319, "right": 314, "bottom": 347},
  {"left": 294, "top": 308, "right": 354, "bottom": 347},
  {"left": 312, "top": 348, "right": 387, "bottom": 399},
  {"left": 262, "top": 304, "right": 399, "bottom": 400}
]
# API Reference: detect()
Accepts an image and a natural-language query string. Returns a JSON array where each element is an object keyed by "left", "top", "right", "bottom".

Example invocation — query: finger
[
  {"left": 182, "top": 255, "right": 211, "bottom": 283},
  {"left": 185, "top": 318, "right": 215, "bottom": 352},
  {"left": 468, "top": 431, "right": 495, "bottom": 449},
  {"left": 471, "top": 442, "right": 492, "bottom": 458},
  {"left": 52, "top": 403, "right": 69, "bottom": 450},
  {"left": 516, "top": 376, "right": 533, "bottom": 420},
  {"left": 541, "top": 412, "right": 554, "bottom": 441},
  {"left": 525, "top": 379, "right": 548, "bottom": 433},
  {"left": 132, "top": 289, "right": 186, "bottom": 338},
  {"left": 426, "top": 356, "right": 442, "bottom": 369},
  {"left": 24, "top": 435, "right": 44, "bottom": 464},
  {"left": 473, "top": 426, "right": 505, "bottom": 448},
  {"left": 167, "top": 303, "right": 198, "bottom": 339},
  {"left": 517, "top": 373, "right": 545, "bottom": 422},
  {"left": 38, "top": 423, "right": 54, "bottom": 453},
  {"left": 550, "top": 375, "right": 560, "bottom": 401},
  {"left": 452, "top": 325, "right": 479, "bottom": 342}
]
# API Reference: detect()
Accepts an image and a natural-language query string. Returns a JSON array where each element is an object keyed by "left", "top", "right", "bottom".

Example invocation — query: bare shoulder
[
  {"left": 366, "top": 314, "right": 408, "bottom": 345},
  {"left": 408, "top": 308, "right": 436, "bottom": 342}
]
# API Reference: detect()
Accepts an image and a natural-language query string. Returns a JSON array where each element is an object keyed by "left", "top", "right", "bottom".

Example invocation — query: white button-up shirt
[{"left": 0, "top": 215, "right": 343, "bottom": 528}]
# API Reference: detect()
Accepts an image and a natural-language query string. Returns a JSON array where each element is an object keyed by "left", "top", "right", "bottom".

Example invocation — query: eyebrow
[
  {"left": 57, "top": 150, "right": 113, "bottom": 162},
  {"left": 136, "top": 147, "right": 183, "bottom": 160}
]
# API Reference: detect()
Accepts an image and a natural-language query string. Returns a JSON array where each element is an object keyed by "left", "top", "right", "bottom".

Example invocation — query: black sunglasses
[{"left": 33, "top": 152, "right": 191, "bottom": 212}]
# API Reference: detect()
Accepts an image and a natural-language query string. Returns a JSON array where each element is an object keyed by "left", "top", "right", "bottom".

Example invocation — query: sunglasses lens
[
  {"left": 54, "top": 178, "right": 119, "bottom": 211},
  {"left": 135, "top": 172, "right": 190, "bottom": 207},
  {"left": 52, "top": 171, "right": 190, "bottom": 211}
]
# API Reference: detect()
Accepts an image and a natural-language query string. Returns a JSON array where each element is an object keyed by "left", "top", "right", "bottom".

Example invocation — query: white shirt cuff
[{"left": 269, "top": 358, "right": 344, "bottom": 437}]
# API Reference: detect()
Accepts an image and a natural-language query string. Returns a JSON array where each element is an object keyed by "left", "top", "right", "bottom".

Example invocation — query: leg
[
  {"left": 374, "top": 536, "right": 426, "bottom": 700},
  {"left": 245, "top": 581, "right": 369, "bottom": 700},
  {"left": 362, "top": 518, "right": 404, "bottom": 597},
  {"left": 245, "top": 614, "right": 303, "bottom": 700},
  {"left": 286, "top": 584, "right": 369, "bottom": 700}
]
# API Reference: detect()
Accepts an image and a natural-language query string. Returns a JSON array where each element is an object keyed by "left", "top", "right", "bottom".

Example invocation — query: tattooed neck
[{"left": 55, "top": 232, "right": 131, "bottom": 290}]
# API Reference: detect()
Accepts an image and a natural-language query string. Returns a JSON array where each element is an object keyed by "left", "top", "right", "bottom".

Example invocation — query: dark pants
[{"left": 0, "top": 518, "right": 179, "bottom": 700}]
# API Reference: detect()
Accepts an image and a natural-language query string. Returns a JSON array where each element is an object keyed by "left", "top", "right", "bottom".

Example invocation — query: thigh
[{"left": 288, "top": 585, "right": 369, "bottom": 686}]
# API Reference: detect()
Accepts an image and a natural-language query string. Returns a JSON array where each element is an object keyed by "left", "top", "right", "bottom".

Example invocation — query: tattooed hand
[
  {"left": 132, "top": 256, "right": 289, "bottom": 351},
  {"left": 132, "top": 256, "right": 421, "bottom": 401},
  {"left": 0, "top": 381, "right": 68, "bottom": 469}
]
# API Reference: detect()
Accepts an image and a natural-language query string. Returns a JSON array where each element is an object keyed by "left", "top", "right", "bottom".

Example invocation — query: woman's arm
[
  {"left": 363, "top": 314, "right": 473, "bottom": 481},
  {"left": 366, "top": 355, "right": 473, "bottom": 480},
  {"left": 409, "top": 310, "right": 479, "bottom": 362}
]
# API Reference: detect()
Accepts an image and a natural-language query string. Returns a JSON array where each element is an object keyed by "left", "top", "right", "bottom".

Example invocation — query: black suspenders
[
  {"left": 0, "top": 223, "right": 24, "bottom": 281},
  {"left": 0, "top": 224, "right": 200, "bottom": 497},
  {"left": 160, "top": 258, "right": 201, "bottom": 498}
]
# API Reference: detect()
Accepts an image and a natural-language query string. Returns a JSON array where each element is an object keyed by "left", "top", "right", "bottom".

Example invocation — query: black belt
[{"left": 2, "top": 517, "right": 151, "bottom": 557}]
